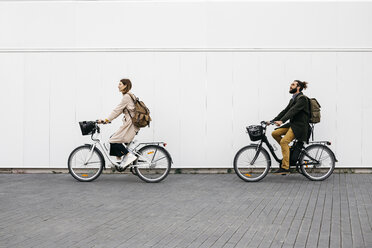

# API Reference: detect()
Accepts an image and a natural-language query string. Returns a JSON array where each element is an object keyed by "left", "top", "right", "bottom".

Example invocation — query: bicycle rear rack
[{"left": 308, "top": 141, "right": 332, "bottom": 146}]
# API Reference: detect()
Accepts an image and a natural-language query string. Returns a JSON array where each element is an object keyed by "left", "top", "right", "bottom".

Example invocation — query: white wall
[
  {"left": 1, "top": 1, "right": 372, "bottom": 48},
  {"left": 0, "top": 1, "right": 371, "bottom": 168}
]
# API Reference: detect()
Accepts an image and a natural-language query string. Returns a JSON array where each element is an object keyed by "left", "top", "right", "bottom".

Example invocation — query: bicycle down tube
[{"left": 251, "top": 135, "right": 281, "bottom": 165}]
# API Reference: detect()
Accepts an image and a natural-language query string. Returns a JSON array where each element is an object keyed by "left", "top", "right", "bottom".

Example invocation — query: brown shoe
[{"left": 272, "top": 168, "right": 290, "bottom": 175}]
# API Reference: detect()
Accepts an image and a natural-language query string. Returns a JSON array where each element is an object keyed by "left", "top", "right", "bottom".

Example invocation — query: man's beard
[{"left": 289, "top": 88, "right": 297, "bottom": 94}]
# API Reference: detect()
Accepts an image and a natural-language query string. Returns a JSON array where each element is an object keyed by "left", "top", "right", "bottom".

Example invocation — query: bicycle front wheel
[
  {"left": 300, "top": 144, "right": 335, "bottom": 181},
  {"left": 68, "top": 145, "right": 104, "bottom": 182},
  {"left": 134, "top": 145, "right": 172, "bottom": 183},
  {"left": 233, "top": 145, "right": 271, "bottom": 182}
]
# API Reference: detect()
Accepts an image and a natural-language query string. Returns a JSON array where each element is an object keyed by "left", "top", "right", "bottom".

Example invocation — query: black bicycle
[{"left": 233, "top": 121, "right": 337, "bottom": 182}]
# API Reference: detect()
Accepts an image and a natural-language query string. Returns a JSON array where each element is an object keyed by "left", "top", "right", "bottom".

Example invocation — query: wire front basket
[
  {"left": 79, "top": 121, "right": 96, "bottom": 136},
  {"left": 247, "top": 125, "right": 263, "bottom": 141}
]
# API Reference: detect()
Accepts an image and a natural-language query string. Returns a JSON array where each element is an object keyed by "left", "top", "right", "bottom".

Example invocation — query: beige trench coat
[{"left": 107, "top": 92, "right": 139, "bottom": 144}]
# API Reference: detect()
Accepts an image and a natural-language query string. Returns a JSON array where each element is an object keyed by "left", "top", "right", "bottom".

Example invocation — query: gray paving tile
[{"left": 0, "top": 173, "right": 371, "bottom": 248}]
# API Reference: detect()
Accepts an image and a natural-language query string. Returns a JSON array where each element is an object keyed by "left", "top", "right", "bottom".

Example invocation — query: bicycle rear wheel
[
  {"left": 233, "top": 145, "right": 271, "bottom": 182},
  {"left": 300, "top": 144, "right": 335, "bottom": 181},
  {"left": 68, "top": 145, "right": 104, "bottom": 182},
  {"left": 133, "top": 145, "right": 172, "bottom": 183}
]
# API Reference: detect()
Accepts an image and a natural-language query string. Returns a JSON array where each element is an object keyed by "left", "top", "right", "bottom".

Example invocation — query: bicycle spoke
[
  {"left": 318, "top": 155, "right": 331, "bottom": 162},
  {"left": 68, "top": 146, "right": 103, "bottom": 182},
  {"left": 85, "top": 161, "right": 102, "bottom": 165},
  {"left": 152, "top": 156, "right": 167, "bottom": 163},
  {"left": 300, "top": 144, "right": 335, "bottom": 181},
  {"left": 234, "top": 146, "right": 270, "bottom": 182},
  {"left": 134, "top": 145, "right": 171, "bottom": 182}
]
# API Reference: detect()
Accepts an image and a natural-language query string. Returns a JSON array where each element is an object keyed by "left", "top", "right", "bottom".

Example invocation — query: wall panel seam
[{"left": 1, "top": 48, "right": 372, "bottom": 53}]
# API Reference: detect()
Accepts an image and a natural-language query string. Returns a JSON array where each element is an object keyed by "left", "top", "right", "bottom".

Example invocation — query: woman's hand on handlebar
[{"left": 97, "top": 119, "right": 111, "bottom": 124}]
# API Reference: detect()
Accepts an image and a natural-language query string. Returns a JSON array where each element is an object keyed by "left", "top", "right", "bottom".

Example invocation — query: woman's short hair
[{"left": 120, "top": 78, "right": 132, "bottom": 94}]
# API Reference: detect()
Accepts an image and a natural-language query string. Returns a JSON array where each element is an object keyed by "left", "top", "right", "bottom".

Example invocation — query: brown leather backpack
[{"left": 125, "top": 93, "right": 152, "bottom": 128}]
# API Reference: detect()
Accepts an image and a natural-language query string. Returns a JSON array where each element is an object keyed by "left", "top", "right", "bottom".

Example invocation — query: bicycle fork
[
  {"left": 250, "top": 143, "right": 263, "bottom": 165},
  {"left": 84, "top": 143, "right": 97, "bottom": 165},
  {"left": 250, "top": 137, "right": 279, "bottom": 166}
]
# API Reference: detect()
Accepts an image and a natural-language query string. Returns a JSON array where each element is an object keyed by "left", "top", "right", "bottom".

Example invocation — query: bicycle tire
[
  {"left": 299, "top": 144, "right": 335, "bottom": 181},
  {"left": 68, "top": 145, "right": 104, "bottom": 182},
  {"left": 134, "top": 145, "right": 172, "bottom": 183},
  {"left": 233, "top": 145, "right": 271, "bottom": 182}
]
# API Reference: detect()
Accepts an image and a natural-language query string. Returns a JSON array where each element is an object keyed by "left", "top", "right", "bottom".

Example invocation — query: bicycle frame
[
  {"left": 250, "top": 123, "right": 324, "bottom": 167},
  {"left": 251, "top": 135, "right": 280, "bottom": 165},
  {"left": 86, "top": 129, "right": 168, "bottom": 169}
]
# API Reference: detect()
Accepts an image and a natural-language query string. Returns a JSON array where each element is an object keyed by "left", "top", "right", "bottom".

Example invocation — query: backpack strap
[
  {"left": 299, "top": 94, "right": 312, "bottom": 118},
  {"left": 127, "top": 92, "right": 137, "bottom": 102},
  {"left": 123, "top": 92, "right": 137, "bottom": 119},
  {"left": 299, "top": 95, "right": 314, "bottom": 142},
  {"left": 310, "top": 123, "right": 315, "bottom": 141}
]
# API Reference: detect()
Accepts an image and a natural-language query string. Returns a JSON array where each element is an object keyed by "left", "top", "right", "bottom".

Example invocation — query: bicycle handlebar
[
  {"left": 96, "top": 120, "right": 111, "bottom": 125},
  {"left": 260, "top": 120, "right": 274, "bottom": 126}
]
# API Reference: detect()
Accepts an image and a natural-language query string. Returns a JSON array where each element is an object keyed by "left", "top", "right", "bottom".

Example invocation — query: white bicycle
[{"left": 68, "top": 121, "right": 173, "bottom": 183}]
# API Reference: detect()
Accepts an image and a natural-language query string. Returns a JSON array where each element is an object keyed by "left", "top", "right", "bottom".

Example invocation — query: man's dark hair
[{"left": 294, "top": 80, "right": 308, "bottom": 92}]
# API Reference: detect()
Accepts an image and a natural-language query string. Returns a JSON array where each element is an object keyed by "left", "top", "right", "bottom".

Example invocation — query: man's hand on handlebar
[
  {"left": 274, "top": 121, "right": 283, "bottom": 126},
  {"left": 265, "top": 120, "right": 282, "bottom": 126}
]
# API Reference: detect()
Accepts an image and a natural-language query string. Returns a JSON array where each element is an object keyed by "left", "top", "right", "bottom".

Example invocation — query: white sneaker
[
  {"left": 121, "top": 153, "right": 137, "bottom": 167},
  {"left": 118, "top": 157, "right": 127, "bottom": 167}
]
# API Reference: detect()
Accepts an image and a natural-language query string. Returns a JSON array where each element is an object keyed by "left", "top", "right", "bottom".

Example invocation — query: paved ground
[{"left": 0, "top": 173, "right": 371, "bottom": 248}]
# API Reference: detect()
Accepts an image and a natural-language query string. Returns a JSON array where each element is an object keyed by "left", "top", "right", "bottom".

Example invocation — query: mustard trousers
[{"left": 271, "top": 127, "right": 295, "bottom": 170}]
